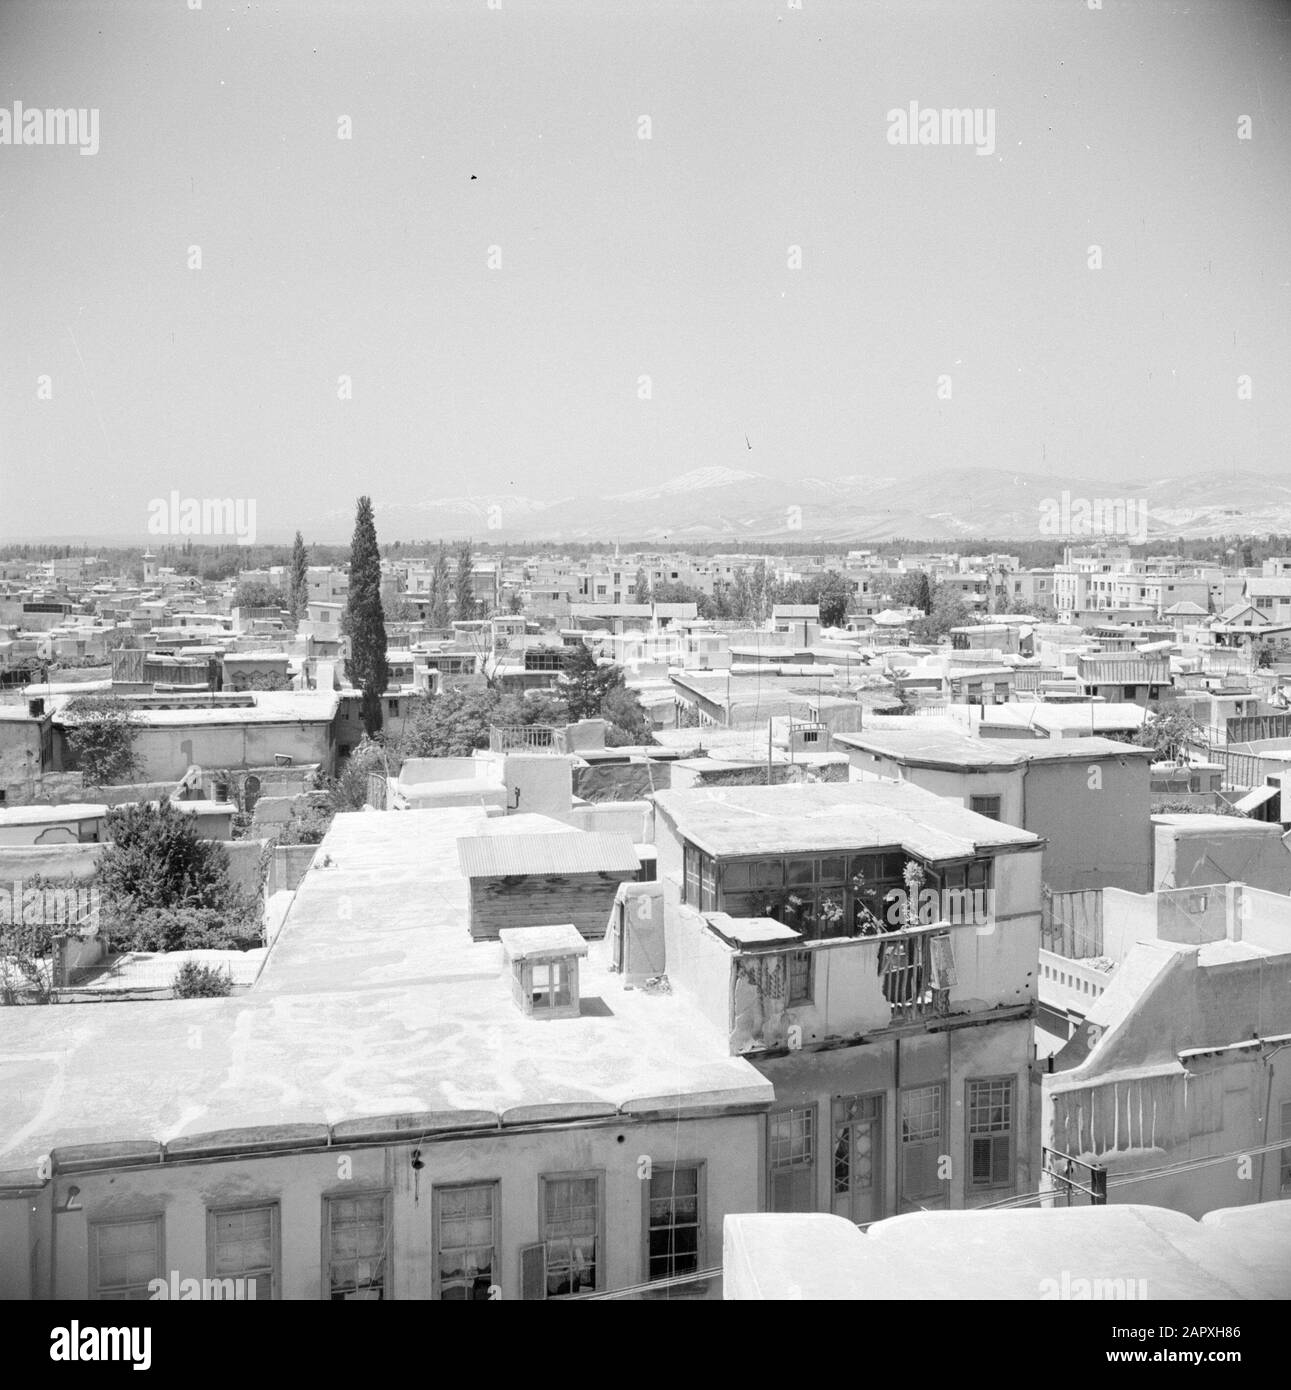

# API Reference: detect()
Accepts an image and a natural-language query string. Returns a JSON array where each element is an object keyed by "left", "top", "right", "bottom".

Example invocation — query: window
[
  {"left": 542, "top": 1174, "right": 601, "bottom": 1296},
  {"left": 645, "top": 1163, "right": 704, "bottom": 1282},
  {"left": 970, "top": 795, "right": 1002, "bottom": 821},
  {"left": 699, "top": 855, "right": 716, "bottom": 911},
  {"left": 208, "top": 1204, "right": 277, "bottom": 1299},
  {"left": 91, "top": 1216, "right": 162, "bottom": 1300},
  {"left": 388, "top": 698, "right": 399, "bottom": 717},
  {"left": 769, "top": 1105, "right": 816, "bottom": 1212},
  {"left": 967, "top": 1078, "right": 1015, "bottom": 1190},
  {"left": 325, "top": 1193, "right": 389, "bottom": 1300},
  {"left": 683, "top": 843, "right": 700, "bottom": 905},
  {"left": 531, "top": 959, "right": 573, "bottom": 1012},
  {"left": 900, "top": 1085, "right": 944, "bottom": 1203},
  {"left": 787, "top": 949, "right": 812, "bottom": 1004},
  {"left": 434, "top": 1183, "right": 498, "bottom": 1300}
]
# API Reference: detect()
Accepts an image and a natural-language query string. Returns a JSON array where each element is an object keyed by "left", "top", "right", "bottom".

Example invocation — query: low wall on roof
[{"left": 572, "top": 760, "right": 670, "bottom": 803}]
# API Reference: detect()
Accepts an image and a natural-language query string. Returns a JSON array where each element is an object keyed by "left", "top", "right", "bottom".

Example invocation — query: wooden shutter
[
  {"left": 519, "top": 1243, "right": 547, "bottom": 1300},
  {"left": 929, "top": 932, "right": 957, "bottom": 988}
]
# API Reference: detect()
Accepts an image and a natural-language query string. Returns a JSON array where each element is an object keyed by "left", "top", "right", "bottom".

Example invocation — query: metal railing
[
  {"left": 488, "top": 724, "right": 559, "bottom": 753},
  {"left": 1041, "top": 1146, "right": 1107, "bottom": 1205}
]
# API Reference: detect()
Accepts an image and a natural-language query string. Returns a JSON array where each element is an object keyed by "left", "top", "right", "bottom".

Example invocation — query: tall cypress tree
[
  {"left": 455, "top": 542, "right": 476, "bottom": 621},
  {"left": 345, "top": 497, "right": 390, "bottom": 736},
  {"left": 289, "top": 531, "right": 309, "bottom": 621}
]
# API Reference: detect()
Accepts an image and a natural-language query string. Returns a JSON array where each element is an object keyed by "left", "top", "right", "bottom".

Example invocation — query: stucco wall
[
  {"left": 30, "top": 1114, "right": 763, "bottom": 1299},
  {"left": 1154, "top": 821, "right": 1291, "bottom": 894},
  {"left": 755, "top": 1014, "right": 1036, "bottom": 1217},
  {"left": 1025, "top": 756, "right": 1152, "bottom": 893}
]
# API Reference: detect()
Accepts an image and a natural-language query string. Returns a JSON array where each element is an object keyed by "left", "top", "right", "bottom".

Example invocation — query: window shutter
[
  {"left": 991, "top": 1137, "right": 1012, "bottom": 1187},
  {"left": 929, "top": 932, "right": 957, "bottom": 988},
  {"left": 519, "top": 1243, "right": 547, "bottom": 1300}
]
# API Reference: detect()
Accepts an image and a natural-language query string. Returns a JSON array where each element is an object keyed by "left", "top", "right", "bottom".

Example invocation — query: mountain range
[
  {"left": 8, "top": 466, "right": 1282, "bottom": 547},
  {"left": 310, "top": 465, "right": 1282, "bottom": 546}
]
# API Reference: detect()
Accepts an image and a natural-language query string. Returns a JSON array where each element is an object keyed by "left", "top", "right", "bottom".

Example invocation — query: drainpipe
[{"left": 1257, "top": 1040, "right": 1291, "bottom": 1201}]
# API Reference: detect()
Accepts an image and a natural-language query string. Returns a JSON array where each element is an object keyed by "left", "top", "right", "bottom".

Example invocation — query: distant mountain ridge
[
  {"left": 311, "top": 465, "right": 1285, "bottom": 545},
  {"left": 8, "top": 466, "right": 1284, "bottom": 546}
]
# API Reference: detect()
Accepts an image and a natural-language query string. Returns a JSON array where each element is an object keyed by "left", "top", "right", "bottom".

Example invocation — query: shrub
[
  {"left": 173, "top": 962, "right": 233, "bottom": 998},
  {"left": 106, "top": 906, "right": 262, "bottom": 954}
]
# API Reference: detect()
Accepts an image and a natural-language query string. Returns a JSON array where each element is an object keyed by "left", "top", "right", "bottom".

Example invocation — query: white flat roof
[{"left": 0, "top": 803, "right": 107, "bottom": 826}]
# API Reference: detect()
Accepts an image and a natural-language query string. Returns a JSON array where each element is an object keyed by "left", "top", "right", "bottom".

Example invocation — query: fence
[
  {"left": 1041, "top": 888, "right": 1103, "bottom": 959},
  {"left": 488, "top": 724, "right": 558, "bottom": 753},
  {"left": 1227, "top": 713, "right": 1291, "bottom": 744}
]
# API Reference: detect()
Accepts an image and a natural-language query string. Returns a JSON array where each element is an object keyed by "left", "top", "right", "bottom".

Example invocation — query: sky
[{"left": 1, "top": 0, "right": 1289, "bottom": 543}]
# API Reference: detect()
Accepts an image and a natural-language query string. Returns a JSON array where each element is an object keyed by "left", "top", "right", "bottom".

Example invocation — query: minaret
[{"left": 142, "top": 549, "right": 157, "bottom": 584}]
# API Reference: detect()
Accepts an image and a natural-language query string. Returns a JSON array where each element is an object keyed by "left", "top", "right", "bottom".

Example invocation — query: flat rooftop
[
  {"left": 724, "top": 1204, "right": 1291, "bottom": 1300},
  {"left": 979, "top": 701, "right": 1149, "bottom": 734},
  {"left": 0, "top": 802, "right": 107, "bottom": 826},
  {"left": 652, "top": 781, "right": 1041, "bottom": 861},
  {"left": 0, "top": 807, "right": 769, "bottom": 1180},
  {"left": 836, "top": 728, "right": 1154, "bottom": 770}
]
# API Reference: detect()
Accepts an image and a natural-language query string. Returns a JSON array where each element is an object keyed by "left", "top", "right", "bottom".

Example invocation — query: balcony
[{"left": 726, "top": 915, "right": 1033, "bottom": 1055}]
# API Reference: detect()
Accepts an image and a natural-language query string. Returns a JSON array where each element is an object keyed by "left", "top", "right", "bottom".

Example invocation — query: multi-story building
[
  {"left": 649, "top": 780, "right": 1045, "bottom": 1220},
  {"left": 0, "top": 808, "right": 771, "bottom": 1300},
  {"left": 1043, "top": 882, "right": 1291, "bottom": 1218}
]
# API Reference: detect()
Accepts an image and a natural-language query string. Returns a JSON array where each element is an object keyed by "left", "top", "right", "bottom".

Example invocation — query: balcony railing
[{"left": 488, "top": 724, "right": 559, "bottom": 753}]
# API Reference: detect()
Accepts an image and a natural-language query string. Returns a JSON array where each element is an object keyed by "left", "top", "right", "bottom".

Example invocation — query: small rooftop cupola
[{"left": 500, "top": 924, "right": 588, "bottom": 1020}]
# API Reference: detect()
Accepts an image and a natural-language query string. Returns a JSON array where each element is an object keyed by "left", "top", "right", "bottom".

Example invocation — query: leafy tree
[
  {"left": 560, "top": 645, "right": 625, "bottom": 721},
  {"left": 507, "top": 590, "right": 524, "bottom": 615},
  {"left": 326, "top": 736, "right": 390, "bottom": 811},
  {"left": 345, "top": 496, "right": 391, "bottom": 737},
  {"left": 1134, "top": 706, "right": 1203, "bottom": 762},
  {"left": 289, "top": 531, "right": 310, "bottom": 620},
  {"left": 494, "top": 691, "right": 570, "bottom": 727},
  {"left": 455, "top": 543, "right": 477, "bottom": 621},
  {"left": 232, "top": 581, "right": 287, "bottom": 610},
  {"left": 891, "top": 570, "right": 933, "bottom": 614},
  {"left": 429, "top": 544, "right": 453, "bottom": 628},
  {"left": 652, "top": 581, "right": 715, "bottom": 618},
  {"left": 398, "top": 686, "right": 503, "bottom": 758},
  {"left": 602, "top": 686, "right": 655, "bottom": 745},
  {"left": 911, "top": 585, "right": 971, "bottom": 643},
  {"left": 815, "top": 571, "right": 853, "bottom": 628},
  {"left": 97, "top": 800, "right": 250, "bottom": 916},
  {"left": 61, "top": 695, "right": 144, "bottom": 786},
  {"left": 748, "top": 559, "right": 774, "bottom": 623},
  {"left": 633, "top": 567, "right": 651, "bottom": 604},
  {"left": 725, "top": 568, "right": 754, "bottom": 620}
]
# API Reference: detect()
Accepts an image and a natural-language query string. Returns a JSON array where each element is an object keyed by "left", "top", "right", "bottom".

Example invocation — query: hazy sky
[{"left": 1, "top": 0, "right": 1289, "bottom": 542}]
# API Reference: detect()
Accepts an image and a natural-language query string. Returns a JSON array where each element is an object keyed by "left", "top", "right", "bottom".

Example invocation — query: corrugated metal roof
[
  {"left": 1076, "top": 654, "right": 1171, "bottom": 684},
  {"left": 457, "top": 831, "right": 640, "bottom": 878}
]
